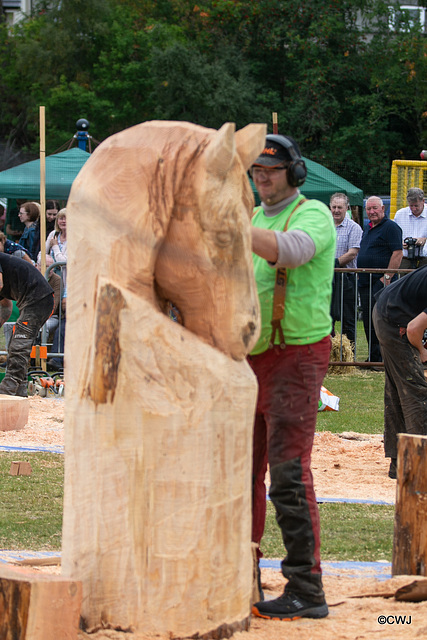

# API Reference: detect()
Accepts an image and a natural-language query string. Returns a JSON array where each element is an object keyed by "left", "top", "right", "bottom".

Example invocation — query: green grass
[
  {"left": 0, "top": 453, "right": 63, "bottom": 550},
  {"left": 0, "top": 451, "right": 395, "bottom": 563},
  {"left": 263, "top": 501, "right": 394, "bottom": 562},
  {"left": 317, "top": 370, "right": 385, "bottom": 434},
  {"left": 0, "top": 366, "right": 391, "bottom": 561}
]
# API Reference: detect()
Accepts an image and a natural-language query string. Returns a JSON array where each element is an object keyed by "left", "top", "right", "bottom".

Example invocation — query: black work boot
[
  {"left": 0, "top": 376, "right": 20, "bottom": 395},
  {"left": 388, "top": 458, "right": 397, "bottom": 480},
  {"left": 252, "top": 590, "right": 328, "bottom": 620},
  {"left": 256, "top": 561, "right": 264, "bottom": 602},
  {"left": 1, "top": 332, "right": 35, "bottom": 397},
  {"left": 16, "top": 381, "right": 28, "bottom": 397}
]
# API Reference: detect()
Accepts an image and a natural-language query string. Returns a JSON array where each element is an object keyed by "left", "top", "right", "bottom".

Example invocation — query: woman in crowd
[
  {"left": 45, "top": 208, "right": 67, "bottom": 285},
  {"left": 17, "top": 202, "right": 40, "bottom": 262},
  {"left": 34, "top": 199, "right": 60, "bottom": 256}
]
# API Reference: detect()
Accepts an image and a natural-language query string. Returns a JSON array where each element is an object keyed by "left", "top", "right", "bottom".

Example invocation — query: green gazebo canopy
[{"left": 0, "top": 147, "right": 90, "bottom": 200}]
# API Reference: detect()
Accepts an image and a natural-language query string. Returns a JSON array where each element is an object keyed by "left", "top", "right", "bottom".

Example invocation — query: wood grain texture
[
  {"left": 62, "top": 121, "right": 266, "bottom": 637},
  {"left": 393, "top": 434, "right": 427, "bottom": 576},
  {"left": 0, "top": 395, "right": 29, "bottom": 431},
  {"left": 0, "top": 564, "right": 81, "bottom": 640}
]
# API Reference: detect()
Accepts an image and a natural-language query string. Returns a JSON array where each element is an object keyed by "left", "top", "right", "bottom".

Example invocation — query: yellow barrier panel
[{"left": 390, "top": 160, "right": 427, "bottom": 218}]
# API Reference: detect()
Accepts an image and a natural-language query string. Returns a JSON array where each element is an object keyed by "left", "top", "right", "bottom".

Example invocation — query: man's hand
[
  {"left": 0, "top": 299, "right": 12, "bottom": 328},
  {"left": 407, "top": 311, "right": 427, "bottom": 361},
  {"left": 380, "top": 249, "right": 403, "bottom": 286}
]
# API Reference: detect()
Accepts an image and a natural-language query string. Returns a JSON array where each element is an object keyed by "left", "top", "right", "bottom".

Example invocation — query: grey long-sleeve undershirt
[
  {"left": 261, "top": 194, "right": 316, "bottom": 269},
  {"left": 274, "top": 229, "right": 316, "bottom": 268}
]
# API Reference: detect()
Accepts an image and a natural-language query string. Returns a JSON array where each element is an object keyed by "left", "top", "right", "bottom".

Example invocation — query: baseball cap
[{"left": 252, "top": 135, "right": 302, "bottom": 168}]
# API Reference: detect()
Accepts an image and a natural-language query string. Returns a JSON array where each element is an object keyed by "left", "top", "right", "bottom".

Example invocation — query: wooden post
[
  {"left": 0, "top": 564, "right": 81, "bottom": 640},
  {"left": 392, "top": 434, "right": 427, "bottom": 576},
  {"left": 39, "top": 106, "right": 47, "bottom": 373},
  {"left": 39, "top": 106, "right": 46, "bottom": 278},
  {"left": 0, "top": 396, "right": 29, "bottom": 431},
  {"left": 272, "top": 112, "right": 278, "bottom": 134}
]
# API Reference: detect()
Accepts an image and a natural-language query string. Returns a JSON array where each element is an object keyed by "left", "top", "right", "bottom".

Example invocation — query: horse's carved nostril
[{"left": 242, "top": 321, "right": 256, "bottom": 347}]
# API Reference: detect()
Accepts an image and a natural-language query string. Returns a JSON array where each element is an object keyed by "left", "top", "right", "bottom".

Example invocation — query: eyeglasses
[{"left": 251, "top": 166, "right": 288, "bottom": 177}]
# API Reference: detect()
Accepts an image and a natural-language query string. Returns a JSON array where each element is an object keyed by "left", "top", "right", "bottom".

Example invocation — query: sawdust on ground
[{"left": 5, "top": 398, "right": 424, "bottom": 640}]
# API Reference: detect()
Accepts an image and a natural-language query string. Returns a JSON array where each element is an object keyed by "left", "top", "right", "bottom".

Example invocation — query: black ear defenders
[{"left": 266, "top": 134, "right": 307, "bottom": 187}]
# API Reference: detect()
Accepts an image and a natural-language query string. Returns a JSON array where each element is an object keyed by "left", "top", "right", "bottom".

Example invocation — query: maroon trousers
[{"left": 248, "top": 336, "right": 331, "bottom": 601}]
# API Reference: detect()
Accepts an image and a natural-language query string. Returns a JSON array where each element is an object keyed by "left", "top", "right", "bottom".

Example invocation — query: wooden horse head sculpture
[{"left": 62, "top": 121, "right": 266, "bottom": 638}]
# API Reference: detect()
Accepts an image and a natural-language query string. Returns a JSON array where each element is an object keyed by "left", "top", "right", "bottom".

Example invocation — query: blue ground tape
[
  {"left": 0, "top": 552, "right": 392, "bottom": 581},
  {"left": 260, "top": 558, "right": 392, "bottom": 581},
  {"left": 0, "top": 550, "right": 60, "bottom": 564},
  {"left": 317, "top": 496, "right": 394, "bottom": 506},
  {"left": 267, "top": 494, "right": 394, "bottom": 506},
  {"left": 0, "top": 445, "right": 64, "bottom": 454}
]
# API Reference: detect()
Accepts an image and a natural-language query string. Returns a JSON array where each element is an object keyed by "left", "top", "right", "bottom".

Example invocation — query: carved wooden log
[
  {"left": 0, "top": 395, "right": 29, "bottom": 431},
  {"left": 392, "top": 434, "right": 427, "bottom": 576},
  {"left": 0, "top": 564, "right": 81, "bottom": 640},
  {"left": 61, "top": 121, "right": 266, "bottom": 637}
]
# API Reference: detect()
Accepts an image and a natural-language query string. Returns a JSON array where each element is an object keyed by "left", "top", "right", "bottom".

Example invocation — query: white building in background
[
  {"left": 389, "top": 3, "right": 427, "bottom": 32},
  {"left": 2, "top": 0, "right": 426, "bottom": 32},
  {"left": 2, "top": 0, "right": 34, "bottom": 26}
]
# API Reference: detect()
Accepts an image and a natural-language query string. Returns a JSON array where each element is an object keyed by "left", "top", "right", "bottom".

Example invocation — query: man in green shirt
[{"left": 249, "top": 134, "right": 335, "bottom": 621}]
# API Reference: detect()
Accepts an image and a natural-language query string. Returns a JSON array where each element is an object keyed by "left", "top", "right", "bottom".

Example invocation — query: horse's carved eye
[{"left": 216, "top": 230, "right": 233, "bottom": 248}]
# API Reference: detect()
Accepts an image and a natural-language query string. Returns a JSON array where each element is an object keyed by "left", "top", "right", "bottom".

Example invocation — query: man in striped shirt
[{"left": 330, "top": 193, "right": 362, "bottom": 346}]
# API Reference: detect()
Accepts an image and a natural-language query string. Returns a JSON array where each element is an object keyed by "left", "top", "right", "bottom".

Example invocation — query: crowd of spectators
[{"left": 0, "top": 199, "right": 67, "bottom": 386}]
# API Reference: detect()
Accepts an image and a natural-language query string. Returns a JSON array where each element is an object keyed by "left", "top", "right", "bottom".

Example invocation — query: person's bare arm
[
  {"left": 251, "top": 227, "right": 278, "bottom": 263},
  {"left": 406, "top": 311, "right": 427, "bottom": 362},
  {"left": 337, "top": 247, "right": 359, "bottom": 266},
  {"left": 381, "top": 250, "right": 403, "bottom": 285},
  {"left": 5, "top": 224, "right": 21, "bottom": 239},
  {"left": 0, "top": 298, "right": 12, "bottom": 327}
]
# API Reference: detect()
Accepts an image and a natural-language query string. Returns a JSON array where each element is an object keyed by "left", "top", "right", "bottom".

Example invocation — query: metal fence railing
[
  {"left": 0, "top": 264, "right": 415, "bottom": 373},
  {"left": 331, "top": 267, "right": 412, "bottom": 367}
]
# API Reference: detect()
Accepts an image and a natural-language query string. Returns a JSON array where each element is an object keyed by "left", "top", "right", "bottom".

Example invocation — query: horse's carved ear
[
  {"left": 235, "top": 124, "right": 267, "bottom": 171},
  {"left": 205, "top": 122, "right": 236, "bottom": 177}
]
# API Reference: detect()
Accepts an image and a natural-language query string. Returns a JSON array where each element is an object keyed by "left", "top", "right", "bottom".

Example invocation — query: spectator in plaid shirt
[{"left": 330, "top": 193, "right": 362, "bottom": 347}]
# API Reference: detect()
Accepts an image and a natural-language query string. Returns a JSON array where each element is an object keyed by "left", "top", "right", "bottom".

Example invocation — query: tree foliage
[{"left": 0, "top": 0, "right": 426, "bottom": 192}]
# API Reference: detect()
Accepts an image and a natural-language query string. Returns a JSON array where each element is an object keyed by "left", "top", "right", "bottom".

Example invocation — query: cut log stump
[
  {"left": 0, "top": 395, "right": 29, "bottom": 431},
  {"left": 0, "top": 564, "right": 82, "bottom": 640},
  {"left": 392, "top": 434, "right": 427, "bottom": 576}
]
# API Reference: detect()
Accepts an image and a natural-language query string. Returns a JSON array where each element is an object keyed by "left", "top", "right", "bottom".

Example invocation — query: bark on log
[
  {"left": 392, "top": 434, "right": 427, "bottom": 576},
  {"left": 61, "top": 121, "right": 266, "bottom": 638},
  {"left": 0, "top": 564, "right": 82, "bottom": 640},
  {"left": 0, "top": 395, "right": 29, "bottom": 431}
]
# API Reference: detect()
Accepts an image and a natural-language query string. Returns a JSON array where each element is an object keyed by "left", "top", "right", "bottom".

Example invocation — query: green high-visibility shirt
[{"left": 251, "top": 195, "right": 336, "bottom": 354}]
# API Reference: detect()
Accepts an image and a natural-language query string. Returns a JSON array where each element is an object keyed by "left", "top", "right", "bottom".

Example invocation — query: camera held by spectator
[{"left": 404, "top": 237, "right": 419, "bottom": 262}]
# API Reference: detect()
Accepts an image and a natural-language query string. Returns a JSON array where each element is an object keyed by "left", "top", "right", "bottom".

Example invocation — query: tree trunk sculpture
[{"left": 61, "top": 120, "right": 266, "bottom": 638}]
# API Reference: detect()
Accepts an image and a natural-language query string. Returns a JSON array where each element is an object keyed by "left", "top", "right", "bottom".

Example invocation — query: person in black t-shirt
[
  {"left": 373, "top": 265, "right": 427, "bottom": 478},
  {"left": 0, "top": 254, "right": 54, "bottom": 397}
]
